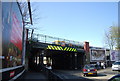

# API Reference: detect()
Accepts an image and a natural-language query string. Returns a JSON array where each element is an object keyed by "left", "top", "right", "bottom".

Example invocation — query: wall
[{"left": 84, "top": 41, "right": 90, "bottom": 64}]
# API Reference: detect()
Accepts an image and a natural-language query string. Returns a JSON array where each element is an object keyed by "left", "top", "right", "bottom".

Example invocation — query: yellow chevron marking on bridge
[{"left": 47, "top": 45, "right": 77, "bottom": 52}]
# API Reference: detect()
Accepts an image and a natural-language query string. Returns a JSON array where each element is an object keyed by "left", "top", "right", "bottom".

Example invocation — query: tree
[
  {"left": 19, "top": 2, "right": 32, "bottom": 26},
  {"left": 104, "top": 25, "right": 120, "bottom": 50},
  {"left": 104, "top": 28, "right": 115, "bottom": 50},
  {"left": 110, "top": 26, "right": 120, "bottom": 50},
  {"left": 19, "top": 1, "right": 42, "bottom": 39}
]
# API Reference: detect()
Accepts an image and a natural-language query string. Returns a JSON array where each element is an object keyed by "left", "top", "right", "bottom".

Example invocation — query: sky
[{"left": 31, "top": 2, "right": 118, "bottom": 48}]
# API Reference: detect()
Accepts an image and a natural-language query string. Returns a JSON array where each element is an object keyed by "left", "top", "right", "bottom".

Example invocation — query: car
[
  {"left": 112, "top": 61, "right": 120, "bottom": 71},
  {"left": 108, "top": 74, "right": 120, "bottom": 81},
  {"left": 83, "top": 64, "right": 97, "bottom": 76}
]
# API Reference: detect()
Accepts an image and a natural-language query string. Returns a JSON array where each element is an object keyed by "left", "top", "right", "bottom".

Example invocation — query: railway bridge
[{"left": 27, "top": 34, "right": 87, "bottom": 71}]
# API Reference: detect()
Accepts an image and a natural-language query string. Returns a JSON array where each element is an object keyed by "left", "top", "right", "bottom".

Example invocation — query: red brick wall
[{"left": 84, "top": 41, "right": 90, "bottom": 53}]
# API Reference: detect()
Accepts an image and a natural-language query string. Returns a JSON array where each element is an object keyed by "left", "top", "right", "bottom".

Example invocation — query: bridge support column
[
  {"left": 40, "top": 50, "right": 44, "bottom": 66},
  {"left": 84, "top": 41, "right": 90, "bottom": 64},
  {"left": 75, "top": 53, "right": 77, "bottom": 69}
]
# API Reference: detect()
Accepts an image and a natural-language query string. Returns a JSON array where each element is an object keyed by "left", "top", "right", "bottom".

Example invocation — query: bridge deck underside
[
  {"left": 46, "top": 50, "right": 85, "bottom": 70},
  {"left": 28, "top": 42, "right": 85, "bottom": 71}
]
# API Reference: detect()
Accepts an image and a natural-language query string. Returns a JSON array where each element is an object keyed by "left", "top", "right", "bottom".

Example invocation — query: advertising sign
[
  {"left": 110, "top": 50, "right": 119, "bottom": 61},
  {"left": 2, "top": 2, "right": 23, "bottom": 68},
  {"left": 90, "top": 49, "right": 105, "bottom": 62},
  {"left": 10, "top": 12, "right": 23, "bottom": 51}
]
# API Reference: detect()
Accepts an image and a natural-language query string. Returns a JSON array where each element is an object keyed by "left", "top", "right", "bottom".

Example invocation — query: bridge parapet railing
[{"left": 29, "top": 33, "right": 84, "bottom": 48}]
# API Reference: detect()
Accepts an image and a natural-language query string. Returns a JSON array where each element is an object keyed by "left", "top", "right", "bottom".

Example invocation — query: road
[
  {"left": 82, "top": 67, "right": 120, "bottom": 81},
  {"left": 54, "top": 67, "right": 120, "bottom": 81}
]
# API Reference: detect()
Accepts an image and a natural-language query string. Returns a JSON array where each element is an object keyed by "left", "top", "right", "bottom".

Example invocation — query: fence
[{"left": 29, "top": 33, "right": 84, "bottom": 48}]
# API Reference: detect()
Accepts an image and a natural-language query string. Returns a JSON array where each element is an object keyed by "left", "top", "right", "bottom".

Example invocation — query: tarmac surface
[
  {"left": 15, "top": 67, "right": 120, "bottom": 81},
  {"left": 15, "top": 71, "right": 48, "bottom": 81},
  {"left": 53, "top": 67, "right": 119, "bottom": 81}
]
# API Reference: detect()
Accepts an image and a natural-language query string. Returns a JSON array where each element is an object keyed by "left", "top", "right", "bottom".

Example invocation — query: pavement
[{"left": 15, "top": 71, "right": 48, "bottom": 81}]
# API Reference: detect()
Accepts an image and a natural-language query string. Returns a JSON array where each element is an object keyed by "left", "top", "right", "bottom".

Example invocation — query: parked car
[
  {"left": 108, "top": 74, "right": 120, "bottom": 81},
  {"left": 83, "top": 64, "right": 97, "bottom": 76},
  {"left": 112, "top": 61, "right": 120, "bottom": 71}
]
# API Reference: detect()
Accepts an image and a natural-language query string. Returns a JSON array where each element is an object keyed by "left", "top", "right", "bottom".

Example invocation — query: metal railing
[{"left": 29, "top": 33, "right": 84, "bottom": 47}]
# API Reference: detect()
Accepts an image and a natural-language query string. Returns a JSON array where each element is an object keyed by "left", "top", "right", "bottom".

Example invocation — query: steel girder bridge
[{"left": 27, "top": 34, "right": 85, "bottom": 71}]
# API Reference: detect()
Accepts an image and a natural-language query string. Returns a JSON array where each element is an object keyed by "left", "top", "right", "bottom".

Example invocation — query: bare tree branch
[{"left": 104, "top": 25, "right": 120, "bottom": 50}]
